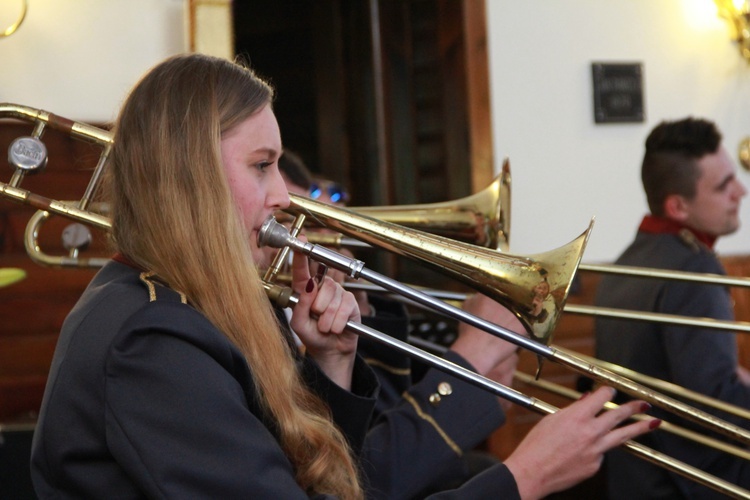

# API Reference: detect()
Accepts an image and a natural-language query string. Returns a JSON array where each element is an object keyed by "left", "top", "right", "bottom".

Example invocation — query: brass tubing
[
  {"left": 0, "top": 103, "right": 113, "bottom": 146},
  {"left": 1, "top": 0, "right": 27, "bottom": 38},
  {"left": 0, "top": 184, "right": 111, "bottom": 231},
  {"left": 24, "top": 210, "right": 110, "bottom": 268},
  {"left": 304, "top": 238, "right": 750, "bottom": 289},
  {"left": 403, "top": 283, "right": 750, "bottom": 421},
  {"left": 264, "top": 215, "right": 306, "bottom": 283},
  {"left": 552, "top": 347, "right": 750, "bottom": 445},
  {"left": 560, "top": 348, "right": 750, "bottom": 421},
  {"left": 564, "top": 303, "right": 750, "bottom": 333},
  {"left": 579, "top": 262, "right": 750, "bottom": 288},
  {"left": 410, "top": 334, "right": 750, "bottom": 424},
  {"left": 78, "top": 144, "right": 112, "bottom": 211}
]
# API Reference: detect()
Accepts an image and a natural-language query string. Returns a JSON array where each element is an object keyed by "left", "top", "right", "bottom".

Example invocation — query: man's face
[{"left": 682, "top": 146, "right": 747, "bottom": 237}]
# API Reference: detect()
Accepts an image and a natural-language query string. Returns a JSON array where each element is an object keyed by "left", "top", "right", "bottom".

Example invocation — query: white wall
[
  {"left": 2, "top": 1, "right": 749, "bottom": 263},
  {"left": 0, "top": 0, "right": 186, "bottom": 123},
  {"left": 486, "top": 0, "right": 750, "bottom": 262}
]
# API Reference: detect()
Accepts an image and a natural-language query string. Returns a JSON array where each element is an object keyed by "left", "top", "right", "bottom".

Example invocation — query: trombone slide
[{"left": 264, "top": 280, "right": 750, "bottom": 499}]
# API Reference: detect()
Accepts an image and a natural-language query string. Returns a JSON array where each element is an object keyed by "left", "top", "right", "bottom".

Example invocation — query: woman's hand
[
  {"left": 290, "top": 249, "right": 360, "bottom": 390},
  {"left": 306, "top": 241, "right": 374, "bottom": 316},
  {"left": 450, "top": 294, "right": 524, "bottom": 373},
  {"left": 450, "top": 294, "right": 524, "bottom": 411},
  {"left": 504, "top": 386, "right": 660, "bottom": 499}
]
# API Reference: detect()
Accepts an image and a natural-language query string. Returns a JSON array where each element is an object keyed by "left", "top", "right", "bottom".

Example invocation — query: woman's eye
[{"left": 255, "top": 161, "right": 271, "bottom": 172}]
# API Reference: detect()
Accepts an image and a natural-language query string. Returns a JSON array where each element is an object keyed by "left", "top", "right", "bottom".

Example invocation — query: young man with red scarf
[{"left": 594, "top": 117, "right": 750, "bottom": 499}]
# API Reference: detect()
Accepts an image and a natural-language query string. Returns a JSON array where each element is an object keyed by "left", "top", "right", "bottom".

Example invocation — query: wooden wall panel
[
  {"left": 0, "top": 122, "right": 102, "bottom": 422},
  {"left": 722, "top": 256, "right": 750, "bottom": 368}
]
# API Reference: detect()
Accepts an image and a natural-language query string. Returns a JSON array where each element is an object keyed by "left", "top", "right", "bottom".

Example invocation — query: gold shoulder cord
[
  {"left": 139, "top": 271, "right": 188, "bottom": 304},
  {"left": 678, "top": 228, "right": 708, "bottom": 253}
]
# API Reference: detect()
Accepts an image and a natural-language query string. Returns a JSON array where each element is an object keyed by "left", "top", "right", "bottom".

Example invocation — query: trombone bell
[
  {"left": 288, "top": 193, "right": 592, "bottom": 346},
  {"left": 334, "top": 159, "right": 511, "bottom": 251}
]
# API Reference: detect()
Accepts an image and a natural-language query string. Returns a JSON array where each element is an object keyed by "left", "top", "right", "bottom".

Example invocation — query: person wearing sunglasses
[{"left": 309, "top": 179, "right": 349, "bottom": 205}]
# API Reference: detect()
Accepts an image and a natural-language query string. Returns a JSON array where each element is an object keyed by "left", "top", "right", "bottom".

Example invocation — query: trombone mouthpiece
[{"left": 258, "top": 217, "right": 291, "bottom": 249}]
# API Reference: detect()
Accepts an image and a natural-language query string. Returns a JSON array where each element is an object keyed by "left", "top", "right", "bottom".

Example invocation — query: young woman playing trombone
[{"left": 29, "top": 53, "right": 657, "bottom": 499}]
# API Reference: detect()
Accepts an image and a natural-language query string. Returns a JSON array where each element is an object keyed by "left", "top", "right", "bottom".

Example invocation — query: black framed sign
[{"left": 591, "top": 62, "right": 644, "bottom": 124}]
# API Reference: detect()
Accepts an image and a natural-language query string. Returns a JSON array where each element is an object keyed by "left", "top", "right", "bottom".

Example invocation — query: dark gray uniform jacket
[
  {"left": 32, "top": 261, "right": 520, "bottom": 499},
  {"left": 31, "top": 261, "right": 377, "bottom": 499},
  {"left": 595, "top": 231, "right": 750, "bottom": 499}
]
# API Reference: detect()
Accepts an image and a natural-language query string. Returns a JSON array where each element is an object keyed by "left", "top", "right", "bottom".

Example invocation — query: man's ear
[{"left": 663, "top": 194, "right": 689, "bottom": 222}]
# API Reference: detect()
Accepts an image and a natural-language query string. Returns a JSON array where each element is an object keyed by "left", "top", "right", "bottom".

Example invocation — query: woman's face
[{"left": 221, "top": 104, "right": 290, "bottom": 266}]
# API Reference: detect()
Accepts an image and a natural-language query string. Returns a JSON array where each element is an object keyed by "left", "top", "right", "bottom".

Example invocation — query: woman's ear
[{"left": 663, "top": 194, "right": 689, "bottom": 222}]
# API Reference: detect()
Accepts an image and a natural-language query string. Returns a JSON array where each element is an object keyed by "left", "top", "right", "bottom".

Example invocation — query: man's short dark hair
[
  {"left": 278, "top": 150, "right": 313, "bottom": 190},
  {"left": 641, "top": 117, "right": 722, "bottom": 216}
]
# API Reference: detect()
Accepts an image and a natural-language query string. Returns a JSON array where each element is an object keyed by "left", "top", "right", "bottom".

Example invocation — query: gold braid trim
[
  {"left": 363, "top": 357, "right": 411, "bottom": 376},
  {"left": 401, "top": 392, "right": 462, "bottom": 456},
  {"left": 139, "top": 271, "right": 187, "bottom": 304},
  {"left": 139, "top": 272, "right": 157, "bottom": 302}
]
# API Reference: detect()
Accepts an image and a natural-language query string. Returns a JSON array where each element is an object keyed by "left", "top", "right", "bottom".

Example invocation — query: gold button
[
  {"left": 429, "top": 393, "right": 442, "bottom": 406},
  {"left": 437, "top": 382, "right": 452, "bottom": 396}
]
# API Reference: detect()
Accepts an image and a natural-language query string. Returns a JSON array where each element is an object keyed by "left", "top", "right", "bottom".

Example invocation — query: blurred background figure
[{"left": 594, "top": 117, "right": 750, "bottom": 499}]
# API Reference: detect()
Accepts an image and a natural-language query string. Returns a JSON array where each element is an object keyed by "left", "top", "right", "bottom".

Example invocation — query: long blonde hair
[{"left": 108, "top": 53, "right": 362, "bottom": 498}]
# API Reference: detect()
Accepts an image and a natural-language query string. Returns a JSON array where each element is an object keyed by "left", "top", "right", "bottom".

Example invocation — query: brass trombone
[
  {"left": 2, "top": 102, "right": 750, "bottom": 497},
  {"left": 258, "top": 216, "right": 750, "bottom": 498},
  {"left": 266, "top": 200, "right": 750, "bottom": 445}
]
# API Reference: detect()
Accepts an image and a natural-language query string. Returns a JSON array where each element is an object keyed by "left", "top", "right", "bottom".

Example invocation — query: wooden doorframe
[
  {"left": 462, "top": 0, "right": 494, "bottom": 193},
  {"left": 191, "top": 0, "right": 495, "bottom": 196}
]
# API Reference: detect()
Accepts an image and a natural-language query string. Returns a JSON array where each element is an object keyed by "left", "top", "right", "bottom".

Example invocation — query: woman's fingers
[
  {"left": 568, "top": 386, "right": 617, "bottom": 418},
  {"left": 306, "top": 276, "right": 360, "bottom": 333},
  {"left": 310, "top": 277, "right": 343, "bottom": 331},
  {"left": 568, "top": 387, "right": 661, "bottom": 452},
  {"left": 595, "top": 399, "right": 660, "bottom": 450}
]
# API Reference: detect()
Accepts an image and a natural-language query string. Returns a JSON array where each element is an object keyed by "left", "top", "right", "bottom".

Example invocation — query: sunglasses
[{"left": 309, "top": 181, "right": 349, "bottom": 204}]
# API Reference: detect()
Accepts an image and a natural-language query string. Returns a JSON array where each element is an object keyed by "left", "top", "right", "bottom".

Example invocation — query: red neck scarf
[
  {"left": 638, "top": 215, "right": 717, "bottom": 249},
  {"left": 112, "top": 252, "right": 143, "bottom": 270}
]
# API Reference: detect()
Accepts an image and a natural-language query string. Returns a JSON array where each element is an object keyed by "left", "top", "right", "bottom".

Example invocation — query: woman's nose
[{"left": 269, "top": 171, "right": 291, "bottom": 209}]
